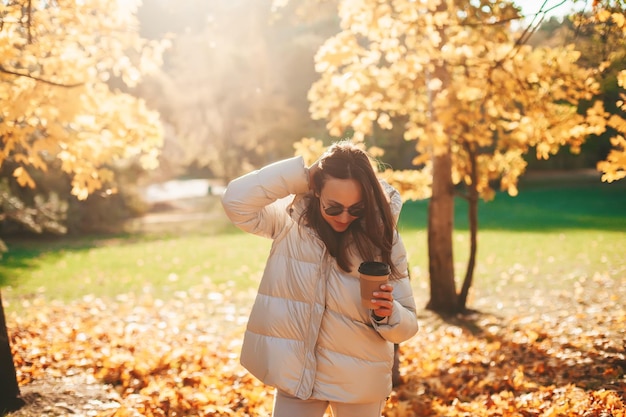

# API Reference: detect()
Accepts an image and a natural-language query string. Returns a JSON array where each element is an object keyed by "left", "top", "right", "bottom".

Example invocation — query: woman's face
[{"left": 318, "top": 177, "right": 363, "bottom": 233}]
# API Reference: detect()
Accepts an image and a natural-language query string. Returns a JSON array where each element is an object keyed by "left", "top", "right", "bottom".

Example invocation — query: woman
[{"left": 221, "top": 141, "right": 418, "bottom": 417}]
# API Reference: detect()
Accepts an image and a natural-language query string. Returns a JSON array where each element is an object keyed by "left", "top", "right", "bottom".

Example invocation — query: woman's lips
[{"left": 333, "top": 221, "right": 350, "bottom": 231}]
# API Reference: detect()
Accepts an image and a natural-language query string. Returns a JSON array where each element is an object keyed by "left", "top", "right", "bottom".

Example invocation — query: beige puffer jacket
[{"left": 221, "top": 156, "right": 418, "bottom": 404}]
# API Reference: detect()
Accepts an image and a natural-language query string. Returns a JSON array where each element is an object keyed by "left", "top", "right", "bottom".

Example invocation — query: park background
[{"left": 1, "top": 0, "right": 625, "bottom": 416}]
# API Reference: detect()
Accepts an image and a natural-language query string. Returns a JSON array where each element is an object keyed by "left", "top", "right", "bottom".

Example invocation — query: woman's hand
[{"left": 371, "top": 284, "right": 394, "bottom": 318}]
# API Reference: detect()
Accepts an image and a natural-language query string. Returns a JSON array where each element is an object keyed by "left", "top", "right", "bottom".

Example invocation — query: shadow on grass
[{"left": 0, "top": 234, "right": 113, "bottom": 288}]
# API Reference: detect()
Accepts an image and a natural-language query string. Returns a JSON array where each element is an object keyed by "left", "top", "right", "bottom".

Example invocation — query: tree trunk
[
  {"left": 458, "top": 180, "right": 478, "bottom": 311},
  {"left": 392, "top": 343, "right": 402, "bottom": 387},
  {"left": 425, "top": 0, "right": 458, "bottom": 315},
  {"left": 0, "top": 292, "right": 25, "bottom": 413},
  {"left": 458, "top": 147, "right": 479, "bottom": 311},
  {"left": 426, "top": 151, "right": 458, "bottom": 314}
]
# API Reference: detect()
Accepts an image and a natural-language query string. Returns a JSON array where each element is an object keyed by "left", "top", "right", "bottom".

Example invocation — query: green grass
[
  {"left": 0, "top": 232, "right": 272, "bottom": 301},
  {"left": 1, "top": 179, "right": 625, "bottom": 307},
  {"left": 399, "top": 180, "right": 626, "bottom": 231},
  {"left": 399, "top": 179, "right": 626, "bottom": 304}
]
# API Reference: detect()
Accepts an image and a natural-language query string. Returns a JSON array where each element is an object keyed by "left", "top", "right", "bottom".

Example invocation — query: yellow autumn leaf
[{"left": 12, "top": 166, "right": 36, "bottom": 188}]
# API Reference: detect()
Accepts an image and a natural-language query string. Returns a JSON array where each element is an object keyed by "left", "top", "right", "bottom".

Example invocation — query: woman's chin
[{"left": 331, "top": 223, "right": 351, "bottom": 233}]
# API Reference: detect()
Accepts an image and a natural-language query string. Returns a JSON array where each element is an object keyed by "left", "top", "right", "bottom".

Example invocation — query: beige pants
[{"left": 272, "top": 390, "right": 386, "bottom": 417}]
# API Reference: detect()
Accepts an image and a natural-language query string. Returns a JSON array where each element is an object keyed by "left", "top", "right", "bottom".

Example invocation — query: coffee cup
[{"left": 358, "top": 261, "right": 390, "bottom": 309}]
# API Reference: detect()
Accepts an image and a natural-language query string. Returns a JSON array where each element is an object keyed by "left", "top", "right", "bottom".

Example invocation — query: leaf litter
[{"left": 4, "top": 273, "right": 625, "bottom": 417}]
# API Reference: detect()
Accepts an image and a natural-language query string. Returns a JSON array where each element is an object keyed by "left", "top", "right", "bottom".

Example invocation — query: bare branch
[
  {"left": 463, "top": 0, "right": 568, "bottom": 27},
  {"left": 0, "top": 65, "right": 83, "bottom": 88},
  {"left": 493, "top": 0, "right": 569, "bottom": 71},
  {"left": 533, "top": 0, "right": 570, "bottom": 19},
  {"left": 27, "top": 0, "right": 33, "bottom": 44}
]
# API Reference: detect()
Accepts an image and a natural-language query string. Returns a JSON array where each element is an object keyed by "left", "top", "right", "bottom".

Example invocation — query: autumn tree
[
  {"left": 0, "top": 0, "right": 165, "bottom": 410},
  {"left": 598, "top": 68, "right": 626, "bottom": 181},
  {"left": 0, "top": 0, "right": 166, "bottom": 228},
  {"left": 589, "top": 2, "right": 626, "bottom": 182},
  {"left": 526, "top": 1, "right": 626, "bottom": 179},
  {"left": 308, "top": 0, "right": 606, "bottom": 314},
  {"left": 524, "top": 1, "right": 625, "bottom": 172}
]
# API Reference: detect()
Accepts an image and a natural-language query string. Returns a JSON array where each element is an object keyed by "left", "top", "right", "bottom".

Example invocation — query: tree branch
[
  {"left": 0, "top": 66, "right": 83, "bottom": 88},
  {"left": 492, "top": 0, "right": 570, "bottom": 71},
  {"left": 463, "top": 0, "right": 568, "bottom": 27},
  {"left": 27, "top": 0, "right": 33, "bottom": 44},
  {"left": 533, "top": 0, "right": 570, "bottom": 20}
]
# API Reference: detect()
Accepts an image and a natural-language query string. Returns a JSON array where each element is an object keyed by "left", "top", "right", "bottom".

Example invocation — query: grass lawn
[{"left": 1, "top": 176, "right": 625, "bottom": 311}]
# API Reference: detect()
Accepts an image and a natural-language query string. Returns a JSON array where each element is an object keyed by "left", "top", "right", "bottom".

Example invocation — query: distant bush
[{"left": 0, "top": 162, "right": 149, "bottom": 237}]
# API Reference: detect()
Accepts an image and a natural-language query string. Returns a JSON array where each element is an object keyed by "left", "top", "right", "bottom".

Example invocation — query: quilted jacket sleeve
[
  {"left": 370, "top": 232, "right": 419, "bottom": 344},
  {"left": 221, "top": 156, "right": 309, "bottom": 239}
]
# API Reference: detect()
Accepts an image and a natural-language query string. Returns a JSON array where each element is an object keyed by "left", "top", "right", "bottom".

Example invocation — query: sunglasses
[{"left": 321, "top": 201, "right": 365, "bottom": 217}]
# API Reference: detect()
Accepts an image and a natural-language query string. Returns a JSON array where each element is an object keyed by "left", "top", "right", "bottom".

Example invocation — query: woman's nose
[{"left": 338, "top": 210, "right": 352, "bottom": 222}]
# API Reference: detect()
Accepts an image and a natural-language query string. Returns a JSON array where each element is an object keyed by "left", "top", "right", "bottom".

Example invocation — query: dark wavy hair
[{"left": 301, "top": 141, "right": 399, "bottom": 276}]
